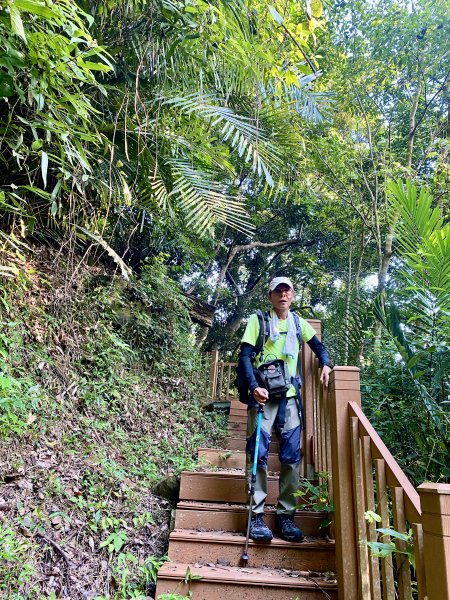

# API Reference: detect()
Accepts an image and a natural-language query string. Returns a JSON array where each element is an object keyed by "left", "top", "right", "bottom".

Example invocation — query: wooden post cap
[{"left": 418, "top": 483, "right": 450, "bottom": 513}]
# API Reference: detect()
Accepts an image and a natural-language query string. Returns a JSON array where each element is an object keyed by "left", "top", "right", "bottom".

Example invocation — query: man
[{"left": 238, "top": 276, "right": 332, "bottom": 542}]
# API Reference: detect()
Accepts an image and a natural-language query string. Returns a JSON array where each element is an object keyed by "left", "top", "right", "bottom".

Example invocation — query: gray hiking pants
[{"left": 246, "top": 396, "right": 301, "bottom": 515}]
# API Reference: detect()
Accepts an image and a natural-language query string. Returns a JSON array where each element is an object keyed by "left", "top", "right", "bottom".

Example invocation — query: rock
[
  {"left": 17, "top": 478, "right": 33, "bottom": 491},
  {"left": 217, "top": 559, "right": 230, "bottom": 566},
  {"left": 152, "top": 475, "right": 180, "bottom": 503}
]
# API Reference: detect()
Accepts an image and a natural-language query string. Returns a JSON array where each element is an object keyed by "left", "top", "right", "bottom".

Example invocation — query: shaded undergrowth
[{"left": 0, "top": 246, "right": 225, "bottom": 599}]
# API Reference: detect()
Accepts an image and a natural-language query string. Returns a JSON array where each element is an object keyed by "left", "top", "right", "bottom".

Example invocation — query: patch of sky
[{"left": 362, "top": 273, "right": 383, "bottom": 290}]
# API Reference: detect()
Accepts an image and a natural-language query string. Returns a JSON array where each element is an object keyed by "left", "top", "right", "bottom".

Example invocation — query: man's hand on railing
[{"left": 320, "top": 365, "right": 332, "bottom": 388}]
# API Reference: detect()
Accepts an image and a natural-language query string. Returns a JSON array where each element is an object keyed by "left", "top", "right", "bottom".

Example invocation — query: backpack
[{"left": 235, "top": 310, "right": 303, "bottom": 405}]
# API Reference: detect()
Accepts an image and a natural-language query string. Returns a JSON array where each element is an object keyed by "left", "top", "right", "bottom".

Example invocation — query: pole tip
[{"left": 241, "top": 552, "right": 249, "bottom": 565}]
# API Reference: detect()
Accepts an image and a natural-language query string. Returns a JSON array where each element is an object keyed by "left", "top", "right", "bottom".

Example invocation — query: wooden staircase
[
  {"left": 155, "top": 400, "right": 338, "bottom": 600},
  {"left": 163, "top": 342, "right": 450, "bottom": 600}
]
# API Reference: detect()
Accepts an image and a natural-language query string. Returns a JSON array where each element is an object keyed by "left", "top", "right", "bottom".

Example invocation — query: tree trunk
[
  {"left": 209, "top": 314, "right": 246, "bottom": 352},
  {"left": 406, "top": 85, "right": 422, "bottom": 169},
  {"left": 343, "top": 238, "right": 353, "bottom": 365}
]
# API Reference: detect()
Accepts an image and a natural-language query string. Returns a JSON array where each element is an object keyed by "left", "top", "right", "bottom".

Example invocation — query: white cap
[{"left": 268, "top": 276, "right": 294, "bottom": 292}]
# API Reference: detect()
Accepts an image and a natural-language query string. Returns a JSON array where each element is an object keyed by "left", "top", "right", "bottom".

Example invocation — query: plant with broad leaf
[
  {"left": 294, "top": 471, "right": 333, "bottom": 528},
  {"left": 364, "top": 510, "right": 416, "bottom": 571}
]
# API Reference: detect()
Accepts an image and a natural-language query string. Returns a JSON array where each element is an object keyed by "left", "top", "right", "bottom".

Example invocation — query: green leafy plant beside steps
[
  {"left": 294, "top": 471, "right": 334, "bottom": 529},
  {"left": 364, "top": 511, "right": 416, "bottom": 571}
]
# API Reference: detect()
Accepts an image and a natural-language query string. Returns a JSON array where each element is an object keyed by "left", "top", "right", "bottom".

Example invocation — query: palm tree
[
  {"left": 374, "top": 180, "right": 450, "bottom": 481},
  {"left": 87, "top": 0, "right": 332, "bottom": 239}
]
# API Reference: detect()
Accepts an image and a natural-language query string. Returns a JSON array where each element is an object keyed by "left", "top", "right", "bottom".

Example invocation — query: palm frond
[
  {"left": 170, "top": 160, "right": 252, "bottom": 235},
  {"left": 266, "top": 72, "right": 335, "bottom": 122},
  {"left": 373, "top": 294, "right": 448, "bottom": 441},
  {"left": 324, "top": 293, "right": 374, "bottom": 365},
  {"left": 388, "top": 179, "right": 450, "bottom": 315},
  {"left": 160, "top": 93, "right": 282, "bottom": 186}
]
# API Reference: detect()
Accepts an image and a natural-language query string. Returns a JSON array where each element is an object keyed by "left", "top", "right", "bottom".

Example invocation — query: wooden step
[
  {"left": 229, "top": 414, "right": 247, "bottom": 424},
  {"left": 174, "top": 501, "right": 327, "bottom": 536},
  {"left": 179, "top": 470, "right": 279, "bottom": 504},
  {"left": 228, "top": 420, "right": 281, "bottom": 435},
  {"left": 228, "top": 421, "right": 248, "bottom": 433},
  {"left": 198, "top": 448, "right": 281, "bottom": 471},
  {"left": 224, "top": 436, "right": 280, "bottom": 453},
  {"left": 175, "top": 501, "right": 329, "bottom": 537},
  {"left": 224, "top": 436, "right": 248, "bottom": 451},
  {"left": 168, "top": 529, "right": 335, "bottom": 571},
  {"left": 229, "top": 406, "right": 247, "bottom": 419},
  {"left": 229, "top": 401, "right": 247, "bottom": 411},
  {"left": 156, "top": 562, "right": 338, "bottom": 600}
]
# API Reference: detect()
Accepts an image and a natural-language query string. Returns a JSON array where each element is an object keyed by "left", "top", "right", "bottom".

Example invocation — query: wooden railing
[
  {"left": 208, "top": 349, "right": 237, "bottom": 404},
  {"left": 207, "top": 318, "right": 450, "bottom": 600},
  {"left": 315, "top": 364, "right": 450, "bottom": 600}
]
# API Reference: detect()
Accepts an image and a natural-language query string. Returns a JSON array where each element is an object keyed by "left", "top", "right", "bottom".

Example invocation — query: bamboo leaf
[
  {"left": 41, "top": 151, "right": 48, "bottom": 188},
  {"left": 9, "top": 3, "right": 27, "bottom": 42},
  {"left": 268, "top": 5, "right": 284, "bottom": 25}
]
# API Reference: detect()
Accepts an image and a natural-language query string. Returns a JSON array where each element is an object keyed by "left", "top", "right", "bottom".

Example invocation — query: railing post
[
  {"left": 328, "top": 366, "right": 361, "bottom": 600},
  {"left": 208, "top": 350, "right": 219, "bottom": 403},
  {"left": 417, "top": 483, "right": 450, "bottom": 600}
]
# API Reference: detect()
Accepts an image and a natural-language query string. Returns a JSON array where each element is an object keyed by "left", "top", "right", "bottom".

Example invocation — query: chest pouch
[{"left": 257, "top": 359, "right": 291, "bottom": 396}]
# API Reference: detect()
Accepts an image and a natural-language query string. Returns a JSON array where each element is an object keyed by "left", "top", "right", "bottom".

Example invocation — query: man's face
[{"left": 269, "top": 284, "right": 294, "bottom": 312}]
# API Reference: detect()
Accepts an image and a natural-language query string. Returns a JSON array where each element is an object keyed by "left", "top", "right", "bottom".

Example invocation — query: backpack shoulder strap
[
  {"left": 291, "top": 311, "right": 304, "bottom": 385},
  {"left": 291, "top": 311, "right": 303, "bottom": 347},
  {"left": 255, "top": 310, "right": 270, "bottom": 357}
]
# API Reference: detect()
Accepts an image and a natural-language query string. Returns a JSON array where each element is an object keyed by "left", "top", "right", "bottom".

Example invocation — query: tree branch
[
  {"left": 410, "top": 68, "right": 450, "bottom": 139},
  {"left": 280, "top": 24, "right": 318, "bottom": 74},
  {"left": 212, "top": 239, "right": 299, "bottom": 304}
]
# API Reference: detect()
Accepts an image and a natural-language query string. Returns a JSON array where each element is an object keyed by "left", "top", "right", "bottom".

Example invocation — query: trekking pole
[{"left": 241, "top": 402, "right": 264, "bottom": 566}]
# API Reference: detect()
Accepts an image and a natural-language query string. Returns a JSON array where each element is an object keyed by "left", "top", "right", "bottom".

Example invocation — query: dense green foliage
[
  {"left": 366, "top": 181, "right": 449, "bottom": 482},
  {"left": 0, "top": 0, "right": 112, "bottom": 234}
]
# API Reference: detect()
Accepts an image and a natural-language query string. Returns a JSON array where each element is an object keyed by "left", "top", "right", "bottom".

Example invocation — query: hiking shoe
[
  {"left": 275, "top": 514, "right": 305, "bottom": 542},
  {"left": 249, "top": 514, "right": 273, "bottom": 541}
]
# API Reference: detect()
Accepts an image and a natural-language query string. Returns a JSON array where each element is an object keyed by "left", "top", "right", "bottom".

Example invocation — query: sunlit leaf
[
  {"left": 41, "top": 151, "right": 48, "bottom": 188},
  {"left": 268, "top": 5, "right": 284, "bottom": 25},
  {"left": 9, "top": 3, "right": 27, "bottom": 42}
]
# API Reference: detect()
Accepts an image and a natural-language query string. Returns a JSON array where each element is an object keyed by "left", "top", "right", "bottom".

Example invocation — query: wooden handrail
[
  {"left": 305, "top": 357, "right": 449, "bottom": 600},
  {"left": 349, "top": 401, "right": 421, "bottom": 522},
  {"left": 207, "top": 350, "right": 237, "bottom": 403}
]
